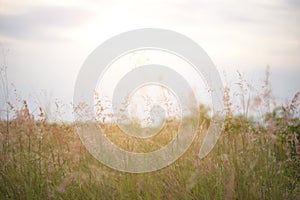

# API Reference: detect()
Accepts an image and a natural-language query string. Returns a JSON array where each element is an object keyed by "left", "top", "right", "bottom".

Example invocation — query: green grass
[
  {"left": 0, "top": 101, "right": 299, "bottom": 199},
  {"left": 0, "top": 67, "right": 299, "bottom": 199}
]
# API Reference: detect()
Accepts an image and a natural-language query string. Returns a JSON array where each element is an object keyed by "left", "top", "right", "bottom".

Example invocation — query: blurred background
[{"left": 0, "top": 0, "right": 299, "bottom": 121}]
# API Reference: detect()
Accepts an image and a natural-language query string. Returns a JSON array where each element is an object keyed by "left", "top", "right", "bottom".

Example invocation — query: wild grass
[{"left": 0, "top": 69, "right": 299, "bottom": 199}]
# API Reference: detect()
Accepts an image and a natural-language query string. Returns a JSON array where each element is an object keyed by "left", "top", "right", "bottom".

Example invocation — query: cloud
[
  {"left": 287, "top": 0, "right": 300, "bottom": 7},
  {"left": 0, "top": 6, "right": 92, "bottom": 41}
]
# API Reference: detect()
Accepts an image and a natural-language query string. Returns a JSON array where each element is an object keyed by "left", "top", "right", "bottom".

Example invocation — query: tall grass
[{"left": 0, "top": 69, "right": 299, "bottom": 199}]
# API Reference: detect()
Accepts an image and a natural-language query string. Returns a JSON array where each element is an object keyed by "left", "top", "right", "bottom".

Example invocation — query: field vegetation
[{"left": 0, "top": 68, "right": 299, "bottom": 199}]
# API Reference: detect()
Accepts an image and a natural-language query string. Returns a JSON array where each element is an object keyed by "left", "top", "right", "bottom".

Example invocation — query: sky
[{"left": 0, "top": 0, "right": 300, "bottom": 121}]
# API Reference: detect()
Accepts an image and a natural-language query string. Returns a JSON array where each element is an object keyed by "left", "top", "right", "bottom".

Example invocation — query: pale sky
[{"left": 0, "top": 0, "right": 300, "bottom": 120}]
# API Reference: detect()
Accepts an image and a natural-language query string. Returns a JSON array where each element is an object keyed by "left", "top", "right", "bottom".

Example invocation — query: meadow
[{"left": 0, "top": 70, "right": 299, "bottom": 199}]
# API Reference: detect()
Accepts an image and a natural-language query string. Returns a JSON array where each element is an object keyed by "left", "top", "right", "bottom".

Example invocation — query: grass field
[{"left": 0, "top": 72, "right": 299, "bottom": 199}]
